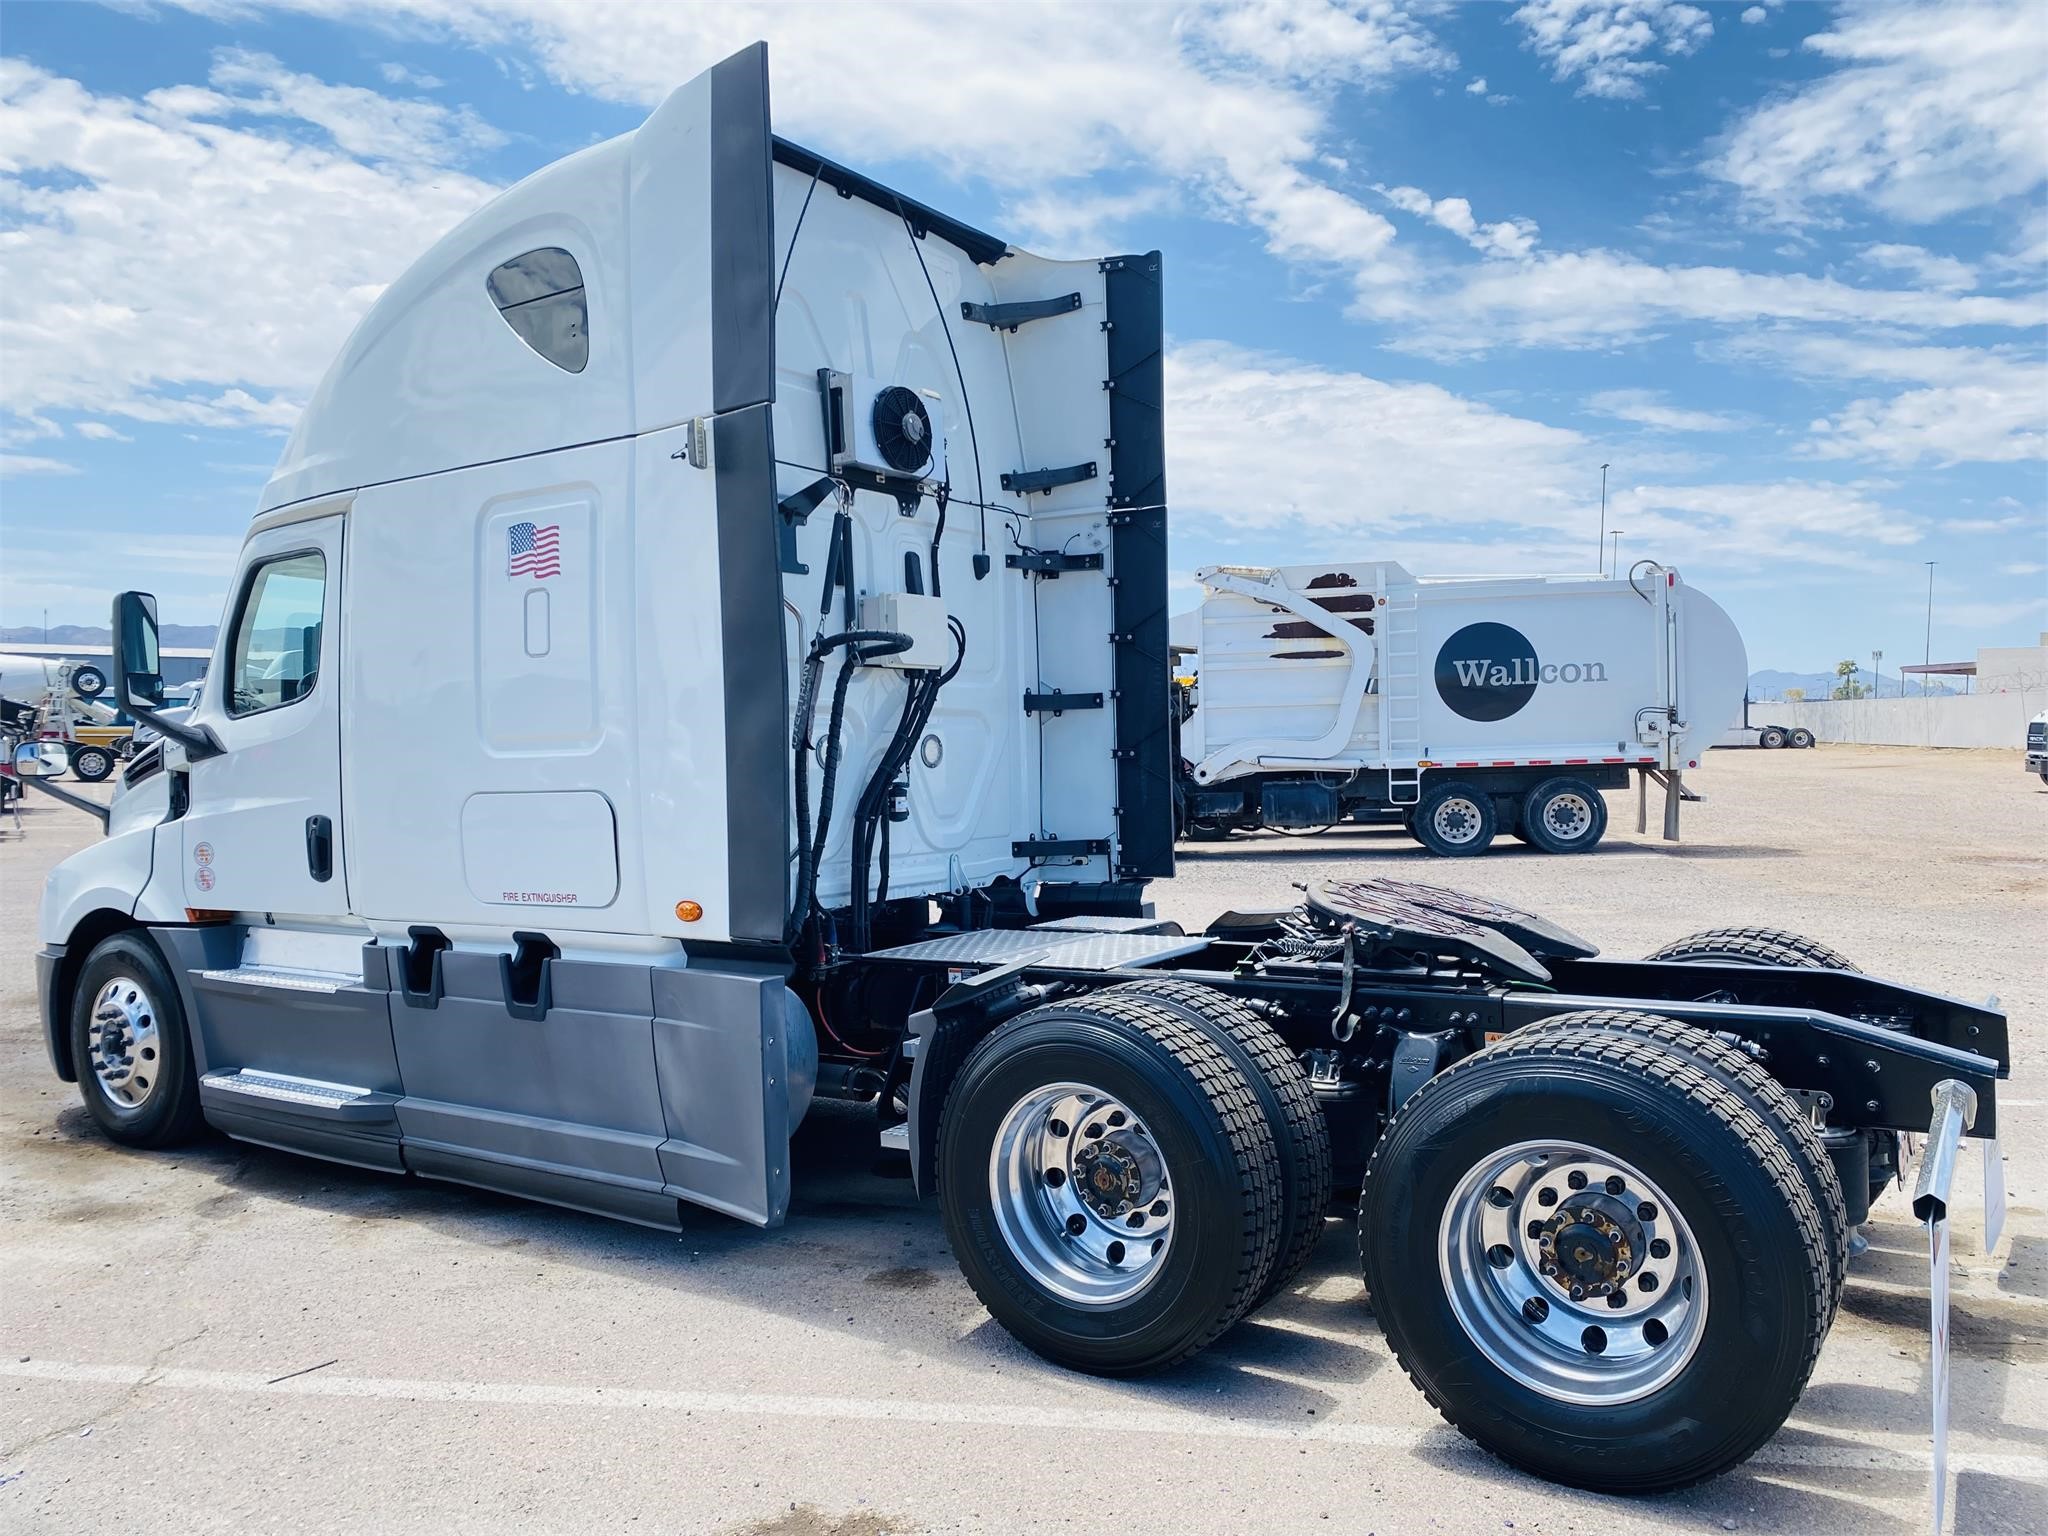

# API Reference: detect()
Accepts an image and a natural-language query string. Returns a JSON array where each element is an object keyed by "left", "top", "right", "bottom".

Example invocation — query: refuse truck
[
  {"left": 22, "top": 42, "right": 2006, "bottom": 1501},
  {"left": 1172, "top": 561, "right": 1747, "bottom": 853}
]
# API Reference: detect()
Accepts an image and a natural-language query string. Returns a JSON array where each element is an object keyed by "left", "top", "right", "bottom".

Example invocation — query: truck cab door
[{"left": 179, "top": 513, "right": 348, "bottom": 917}]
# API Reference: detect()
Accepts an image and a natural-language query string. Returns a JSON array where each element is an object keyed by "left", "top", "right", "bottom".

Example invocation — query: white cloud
[
  {"left": 1006, "top": 187, "right": 1175, "bottom": 259},
  {"left": 208, "top": 48, "right": 504, "bottom": 166},
  {"left": 1379, "top": 184, "right": 1541, "bottom": 260},
  {"left": 1466, "top": 76, "right": 1488, "bottom": 93},
  {"left": 0, "top": 453, "right": 81, "bottom": 476},
  {"left": 1586, "top": 388, "right": 1744, "bottom": 432},
  {"left": 1740, "top": 5, "right": 1766, "bottom": 23},
  {"left": 1725, "top": 335, "right": 2047, "bottom": 467},
  {"left": 0, "top": 55, "right": 501, "bottom": 434},
  {"left": 0, "top": 529, "right": 244, "bottom": 628},
  {"left": 71, "top": 422, "right": 134, "bottom": 442},
  {"left": 379, "top": 61, "right": 446, "bottom": 89},
  {"left": 1511, "top": 0, "right": 1713, "bottom": 100},
  {"left": 1857, "top": 243, "right": 1976, "bottom": 292},
  {"left": 1167, "top": 342, "right": 1913, "bottom": 574},
  {"left": 1373, "top": 247, "right": 2042, "bottom": 355},
  {"left": 1711, "top": 3, "right": 2048, "bottom": 223},
  {"left": 197, "top": 0, "right": 1452, "bottom": 291}
]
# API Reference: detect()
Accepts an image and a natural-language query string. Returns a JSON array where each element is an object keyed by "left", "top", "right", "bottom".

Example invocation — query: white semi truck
[
  {"left": 1173, "top": 561, "right": 1746, "bottom": 853},
  {"left": 24, "top": 43, "right": 2005, "bottom": 1499}
]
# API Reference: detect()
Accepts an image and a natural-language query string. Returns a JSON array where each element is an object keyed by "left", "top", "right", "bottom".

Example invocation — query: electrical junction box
[{"left": 858, "top": 593, "right": 952, "bottom": 670}]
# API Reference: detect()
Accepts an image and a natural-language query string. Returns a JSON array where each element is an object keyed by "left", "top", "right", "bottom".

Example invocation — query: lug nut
[
  {"left": 1605, "top": 1175, "right": 1626, "bottom": 1195},
  {"left": 1567, "top": 1171, "right": 1588, "bottom": 1191},
  {"left": 1537, "top": 1188, "right": 1558, "bottom": 1207},
  {"left": 1487, "top": 1185, "right": 1514, "bottom": 1208},
  {"left": 1649, "top": 1238, "right": 1671, "bottom": 1260},
  {"left": 1637, "top": 1201, "right": 1658, "bottom": 1222}
]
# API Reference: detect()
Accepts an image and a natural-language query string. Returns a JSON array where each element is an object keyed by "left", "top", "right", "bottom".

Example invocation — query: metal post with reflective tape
[{"left": 1909, "top": 1079, "right": 2004, "bottom": 1536}]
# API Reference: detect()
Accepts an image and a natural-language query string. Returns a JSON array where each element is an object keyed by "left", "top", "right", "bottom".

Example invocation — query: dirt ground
[{"left": 2, "top": 744, "right": 2044, "bottom": 1535}]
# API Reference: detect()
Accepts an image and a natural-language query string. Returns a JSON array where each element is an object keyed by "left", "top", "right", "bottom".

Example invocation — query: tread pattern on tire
[
  {"left": 939, "top": 989, "right": 1285, "bottom": 1368},
  {"left": 1100, "top": 978, "right": 1333, "bottom": 1306},
  {"left": 1359, "top": 1025, "right": 1832, "bottom": 1493},
  {"left": 1508, "top": 1008, "right": 1848, "bottom": 1329},
  {"left": 1645, "top": 926, "right": 1859, "bottom": 972}
]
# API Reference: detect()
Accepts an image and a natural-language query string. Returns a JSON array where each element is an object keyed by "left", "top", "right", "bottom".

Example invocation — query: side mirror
[
  {"left": 107, "top": 590, "right": 224, "bottom": 761},
  {"left": 12, "top": 741, "right": 70, "bottom": 779},
  {"left": 112, "top": 591, "right": 165, "bottom": 711}
]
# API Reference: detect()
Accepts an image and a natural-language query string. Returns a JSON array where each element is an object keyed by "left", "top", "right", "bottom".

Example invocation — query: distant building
[
  {"left": 1902, "top": 631, "right": 2048, "bottom": 696},
  {"left": 0, "top": 642, "right": 211, "bottom": 690}
]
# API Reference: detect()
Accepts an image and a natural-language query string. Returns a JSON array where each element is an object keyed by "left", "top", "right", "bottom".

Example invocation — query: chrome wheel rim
[
  {"left": 1440, "top": 1139, "right": 1707, "bottom": 1404},
  {"left": 1540, "top": 792, "right": 1594, "bottom": 841},
  {"left": 989, "top": 1082, "right": 1174, "bottom": 1306},
  {"left": 1431, "top": 796, "right": 1485, "bottom": 846},
  {"left": 89, "top": 973, "right": 163, "bottom": 1111}
]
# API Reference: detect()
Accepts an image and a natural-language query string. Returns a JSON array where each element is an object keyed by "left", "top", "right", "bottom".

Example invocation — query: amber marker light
[{"left": 675, "top": 900, "right": 704, "bottom": 923}]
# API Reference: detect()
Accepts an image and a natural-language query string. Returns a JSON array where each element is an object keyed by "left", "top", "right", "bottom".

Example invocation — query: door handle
[{"left": 305, "top": 814, "right": 333, "bottom": 882}]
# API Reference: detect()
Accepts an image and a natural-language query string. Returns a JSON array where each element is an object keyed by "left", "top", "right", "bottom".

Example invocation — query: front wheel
[
  {"left": 1360, "top": 1028, "right": 1830, "bottom": 1492},
  {"left": 938, "top": 991, "right": 1283, "bottom": 1375},
  {"left": 69, "top": 932, "right": 206, "bottom": 1148},
  {"left": 68, "top": 744, "right": 115, "bottom": 782},
  {"left": 1412, "top": 780, "right": 1496, "bottom": 857}
]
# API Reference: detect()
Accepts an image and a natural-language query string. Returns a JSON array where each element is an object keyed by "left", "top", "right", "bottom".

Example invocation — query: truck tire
[
  {"left": 1789, "top": 728, "right": 1815, "bottom": 749},
  {"left": 70, "top": 664, "right": 107, "bottom": 698},
  {"left": 937, "top": 990, "right": 1284, "bottom": 1374},
  {"left": 1758, "top": 727, "right": 1787, "bottom": 749},
  {"left": 1645, "top": 927, "right": 1859, "bottom": 972},
  {"left": 1506, "top": 1010, "right": 1846, "bottom": 1329},
  {"left": 69, "top": 932, "right": 206, "bottom": 1149},
  {"left": 68, "top": 744, "right": 115, "bottom": 783},
  {"left": 1184, "top": 821, "right": 1231, "bottom": 842},
  {"left": 1412, "top": 780, "right": 1496, "bottom": 857},
  {"left": 1359, "top": 1027, "right": 1829, "bottom": 1493},
  {"left": 1516, "top": 777, "right": 1607, "bottom": 855},
  {"left": 1099, "top": 979, "right": 1333, "bottom": 1308}
]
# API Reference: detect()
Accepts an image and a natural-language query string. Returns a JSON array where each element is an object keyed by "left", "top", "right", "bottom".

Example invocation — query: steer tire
[
  {"left": 1412, "top": 780, "right": 1496, "bottom": 857},
  {"left": 1517, "top": 776, "right": 1608, "bottom": 855},
  {"left": 937, "top": 990, "right": 1284, "bottom": 1375},
  {"left": 1099, "top": 979, "right": 1333, "bottom": 1308},
  {"left": 1645, "top": 926, "right": 1860, "bottom": 973},
  {"left": 69, "top": 932, "right": 205, "bottom": 1149},
  {"left": 68, "top": 745, "right": 115, "bottom": 783},
  {"left": 1507, "top": 1009, "right": 1847, "bottom": 1330},
  {"left": 1359, "top": 1027, "right": 1830, "bottom": 1494}
]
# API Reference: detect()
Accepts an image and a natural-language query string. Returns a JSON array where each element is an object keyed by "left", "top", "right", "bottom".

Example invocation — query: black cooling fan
[{"left": 871, "top": 386, "right": 934, "bottom": 474}]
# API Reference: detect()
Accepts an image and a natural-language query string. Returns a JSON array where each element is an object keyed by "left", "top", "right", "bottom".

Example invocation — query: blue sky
[{"left": 1, "top": 0, "right": 2043, "bottom": 673}]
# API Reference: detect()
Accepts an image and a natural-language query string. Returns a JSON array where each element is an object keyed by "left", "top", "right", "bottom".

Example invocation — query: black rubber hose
[{"left": 787, "top": 628, "right": 913, "bottom": 943}]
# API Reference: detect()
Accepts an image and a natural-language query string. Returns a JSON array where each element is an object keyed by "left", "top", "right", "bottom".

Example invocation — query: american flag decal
[{"left": 507, "top": 521, "right": 560, "bottom": 579}]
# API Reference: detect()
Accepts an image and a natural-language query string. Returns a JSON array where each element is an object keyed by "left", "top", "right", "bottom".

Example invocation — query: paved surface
[{"left": 2, "top": 747, "right": 2044, "bottom": 1534}]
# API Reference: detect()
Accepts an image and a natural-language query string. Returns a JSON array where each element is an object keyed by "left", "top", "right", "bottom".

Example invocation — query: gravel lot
[{"left": 3, "top": 745, "right": 2043, "bottom": 1535}]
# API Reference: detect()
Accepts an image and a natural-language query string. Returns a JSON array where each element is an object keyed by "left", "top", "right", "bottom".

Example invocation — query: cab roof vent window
[{"left": 487, "top": 247, "right": 587, "bottom": 373}]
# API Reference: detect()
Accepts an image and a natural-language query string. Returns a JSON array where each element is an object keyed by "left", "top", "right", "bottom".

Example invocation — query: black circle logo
[{"left": 1435, "top": 622, "right": 1539, "bottom": 722}]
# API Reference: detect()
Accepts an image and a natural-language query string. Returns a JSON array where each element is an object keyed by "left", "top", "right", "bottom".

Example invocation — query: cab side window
[{"left": 227, "top": 552, "right": 327, "bottom": 717}]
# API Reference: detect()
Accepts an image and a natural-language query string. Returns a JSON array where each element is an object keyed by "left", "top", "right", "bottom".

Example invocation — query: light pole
[
  {"left": 1609, "top": 530, "right": 1623, "bottom": 580},
  {"left": 1597, "top": 463, "right": 1610, "bottom": 575},
  {"left": 1871, "top": 649, "right": 1882, "bottom": 701},
  {"left": 1922, "top": 561, "right": 1936, "bottom": 696}
]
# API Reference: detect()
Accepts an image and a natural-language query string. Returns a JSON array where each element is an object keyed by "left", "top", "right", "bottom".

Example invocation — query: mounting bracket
[
  {"left": 1001, "top": 462, "right": 1097, "bottom": 496},
  {"left": 961, "top": 292, "right": 1082, "bottom": 331},
  {"left": 1023, "top": 690, "right": 1104, "bottom": 716}
]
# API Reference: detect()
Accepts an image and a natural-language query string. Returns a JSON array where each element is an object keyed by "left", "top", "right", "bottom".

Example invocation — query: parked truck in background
[
  {"left": 1172, "top": 560, "right": 1746, "bottom": 854},
  {"left": 19, "top": 42, "right": 2005, "bottom": 1501},
  {"left": 2028, "top": 710, "right": 2046, "bottom": 783}
]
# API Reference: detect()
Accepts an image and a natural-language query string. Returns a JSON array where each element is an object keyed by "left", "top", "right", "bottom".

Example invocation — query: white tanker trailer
[{"left": 1173, "top": 560, "right": 1747, "bottom": 854}]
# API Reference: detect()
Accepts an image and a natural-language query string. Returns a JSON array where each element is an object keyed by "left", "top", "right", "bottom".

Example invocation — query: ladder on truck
[{"left": 1378, "top": 587, "right": 1423, "bottom": 804}]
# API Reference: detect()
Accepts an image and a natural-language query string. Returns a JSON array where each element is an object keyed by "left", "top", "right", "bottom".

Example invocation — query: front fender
[{"left": 39, "top": 822, "right": 155, "bottom": 946}]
